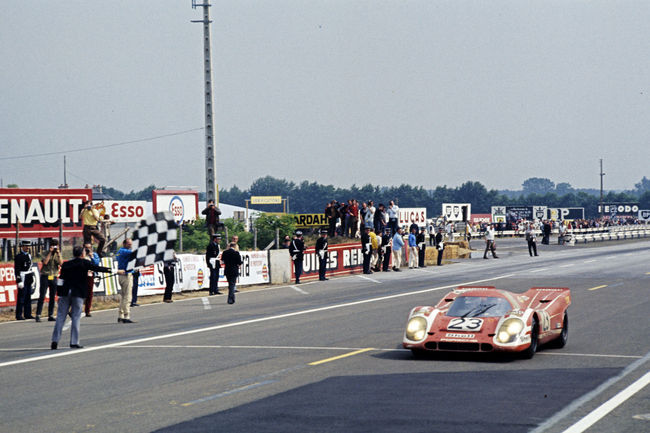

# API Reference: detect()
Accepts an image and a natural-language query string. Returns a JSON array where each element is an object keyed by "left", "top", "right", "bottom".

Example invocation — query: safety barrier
[{"left": 567, "top": 226, "right": 650, "bottom": 245}]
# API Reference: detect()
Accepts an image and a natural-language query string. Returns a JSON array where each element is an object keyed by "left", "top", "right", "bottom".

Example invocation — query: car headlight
[
  {"left": 405, "top": 316, "right": 428, "bottom": 341},
  {"left": 496, "top": 318, "right": 525, "bottom": 343}
]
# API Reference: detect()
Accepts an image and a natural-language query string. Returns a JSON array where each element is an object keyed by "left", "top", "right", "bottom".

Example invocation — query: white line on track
[
  {"left": 416, "top": 269, "right": 438, "bottom": 274},
  {"left": 0, "top": 273, "right": 515, "bottom": 368},
  {"left": 563, "top": 372, "right": 650, "bottom": 433},
  {"left": 530, "top": 268, "right": 549, "bottom": 273},
  {"left": 560, "top": 264, "right": 575, "bottom": 268},
  {"left": 357, "top": 275, "right": 381, "bottom": 284},
  {"left": 530, "top": 349, "right": 650, "bottom": 433},
  {"left": 291, "top": 285, "right": 309, "bottom": 295},
  {"left": 201, "top": 297, "right": 211, "bottom": 310},
  {"left": 583, "top": 259, "right": 597, "bottom": 264}
]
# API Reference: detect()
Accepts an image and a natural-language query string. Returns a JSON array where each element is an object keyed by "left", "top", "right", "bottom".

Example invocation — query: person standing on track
[
  {"left": 315, "top": 229, "right": 329, "bottom": 281},
  {"left": 526, "top": 223, "right": 539, "bottom": 257},
  {"left": 206, "top": 233, "right": 222, "bottom": 295},
  {"left": 36, "top": 239, "right": 61, "bottom": 322},
  {"left": 290, "top": 231, "right": 305, "bottom": 284},
  {"left": 116, "top": 239, "right": 136, "bottom": 323},
  {"left": 483, "top": 224, "right": 499, "bottom": 259},
  {"left": 222, "top": 242, "right": 242, "bottom": 304}
]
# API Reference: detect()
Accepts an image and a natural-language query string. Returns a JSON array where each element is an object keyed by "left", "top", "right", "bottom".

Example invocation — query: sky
[{"left": 1, "top": 0, "right": 648, "bottom": 194}]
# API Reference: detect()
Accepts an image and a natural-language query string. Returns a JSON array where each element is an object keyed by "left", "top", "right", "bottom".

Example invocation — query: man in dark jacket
[
  {"left": 361, "top": 226, "right": 373, "bottom": 274},
  {"left": 417, "top": 227, "right": 427, "bottom": 268},
  {"left": 381, "top": 227, "right": 392, "bottom": 272},
  {"left": 221, "top": 243, "right": 242, "bottom": 304},
  {"left": 14, "top": 240, "right": 35, "bottom": 320},
  {"left": 315, "top": 229, "right": 329, "bottom": 281},
  {"left": 289, "top": 231, "right": 305, "bottom": 284},
  {"left": 51, "top": 246, "right": 111, "bottom": 349},
  {"left": 206, "top": 233, "right": 222, "bottom": 295}
]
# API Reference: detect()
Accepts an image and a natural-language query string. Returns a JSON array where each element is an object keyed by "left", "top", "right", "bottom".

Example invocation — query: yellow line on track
[
  {"left": 308, "top": 348, "right": 374, "bottom": 366},
  {"left": 588, "top": 285, "right": 608, "bottom": 291}
]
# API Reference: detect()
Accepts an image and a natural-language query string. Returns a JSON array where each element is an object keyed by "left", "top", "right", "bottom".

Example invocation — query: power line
[{"left": 0, "top": 127, "right": 205, "bottom": 161}]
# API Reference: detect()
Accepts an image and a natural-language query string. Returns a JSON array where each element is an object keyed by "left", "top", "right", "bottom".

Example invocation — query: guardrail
[{"left": 567, "top": 226, "right": 650, "bottom": 245}]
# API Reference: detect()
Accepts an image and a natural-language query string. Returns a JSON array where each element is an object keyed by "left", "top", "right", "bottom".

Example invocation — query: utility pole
[
  {"left": 64, "top": 155, "right": 68, "bottom": 187},
  {"left": 599, "top": 158, "right": 605, "bottom": 218},
  {"left": 192, "top": 0, "right": 217, "bottom": 204}
]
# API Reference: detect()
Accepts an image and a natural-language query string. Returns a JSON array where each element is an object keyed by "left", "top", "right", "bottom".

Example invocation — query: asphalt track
[{"left": 1, "top": 237, "right": 649, "bottom": 433}]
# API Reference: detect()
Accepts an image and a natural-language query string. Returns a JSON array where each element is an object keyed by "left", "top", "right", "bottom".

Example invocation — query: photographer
[
  {"left": 80, "top": 201, "right": 106, "bottom": 256},
  {"left": 201, "top": 199, "right": 222, "bottom": 236},
  {"left": 83, "top": 243, "right": 100, "bottom": 317},
  {"left": 36, "top": 239, "right": 62, "bottom": 322}
]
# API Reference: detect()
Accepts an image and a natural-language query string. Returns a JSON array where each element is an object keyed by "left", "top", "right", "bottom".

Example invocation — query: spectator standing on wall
[
  {"left": 374, "top": 203, "right": 386, "bottom": 234},
  {"left": 116, "top": 239, "right": 136, "bottom": 323},
  {"left": 80, "top": 201, "right": 106, "bottom": 257},
  {"left": 391, "top": 227, "right": 404, "bottom": 271},
  {"left": 290, "top": 231, "right": 305, "bottom": 284},
  {"left": 315, "top": 229, "right": 329, "bottom": 281},
  {"left": 366, "top": 201, "right": 376, "bottom": 229},
  {"left": 325, "top": 201, "right": 338, "bottom": 237},
  {"left": 359, "top": 201, "right": 368, "bottom": 232},
  {"left": 14, "top": 240, "right": 35, "bottom": 320},
  {"left": 348, "top": 200, "right": 359, "bottom": 238},
  {"left": 206, "top": 233, "right": 222, "bottom": 295},
  {"left": 387, "top": 201, "right": 399, "bottom": 235},
  {"left": 36, "top": 239, "right": 61, "bottom": 322},
  {"left": 202, "top": 199, "right": 222, "bottom": 236}
]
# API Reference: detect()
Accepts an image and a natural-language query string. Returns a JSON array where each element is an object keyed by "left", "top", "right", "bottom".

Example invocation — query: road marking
[
  {"left": 0, "top": 273, "right": 515, "bottom": 369},
  {"left": 560, "top": 264, "right": 575, "bottom": 268},
  {"left": 291, "top": 285, "right": 309, "bottom": 295},
  {"left": 357, "top": 275, "right": 381, "bottom": 284},
  {"left": 530, "top": 349, "right": 650, "bottom": 433},
  {"left": 583, "top": 259, "right": 597, "bottom": 264},
  {"left": 416, "top": 269, "right": 438, "bottom": 274},
  {"left": 537, "top": 352, "right": 641, "bottom": 359},
  {"left": 588, "top": 285, "right": 608, "bottom": 291},
  {"left": 201, "top": 297, "right": 211, "bottom": 310},
  {"left": 562, "top": 371, "right": 650, "bottom": 433},
  {"left": 308, "top": 348, "right": 374, "bottom": 366},
  {"left": 181, "top": 380, "right": 277, "bottom": 407},
  {"left": 530, "top": 268, "right": 549, "bottom": 273}
]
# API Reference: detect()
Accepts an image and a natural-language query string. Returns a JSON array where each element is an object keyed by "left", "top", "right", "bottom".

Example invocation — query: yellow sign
[
  {"left": 294, "top": 213, "right": 328, "bottom": 228},
  {"left": 250, "top": 196, "right": 282, "bottom": 205}
]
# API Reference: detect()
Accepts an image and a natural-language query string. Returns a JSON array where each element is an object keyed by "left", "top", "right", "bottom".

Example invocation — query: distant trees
[{"left": 522, "top": 177, "right": 555, "bottom": 195}]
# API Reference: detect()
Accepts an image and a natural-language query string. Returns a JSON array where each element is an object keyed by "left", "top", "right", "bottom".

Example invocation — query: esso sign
[
  {"left": 169, "top": 196, "right": 185, "bottom": 223},
  {"left": 101, "top": 200, "right": 150, "bottom": 223}
]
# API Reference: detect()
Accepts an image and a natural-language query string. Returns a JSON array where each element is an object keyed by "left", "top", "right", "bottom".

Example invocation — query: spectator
[
  {"left": 365, "top": 201, "right": 376, "bottom": 229},
  {"left": 483, "top": 224, "right": 499, "bottom": 259},
  {"left": 391, "top": 227, "right": 404, "bottom": 271},
  {"left": 131, "top": 268, "right": 140, "bottom": 307},
  {"left": 374, "top": 203, "right": 386, "bottom": 234},
  {"left": 163, "top": 253, "right": 178, "bottom": 303},
  {"left": 14, "top": 240, "right": 34, "bottom": 320},
  {"left": 380, "top": 227, "right": 392, "bottom": 271},
  {"left": 325, "top": 201, "right": 338, "bottom": 237},
  {"left": 361, "top": 226, "right": 372, "bottom": 274},
  {"left": 436, "top": 228, "right": 445, "bottom": 266},
  {"left": 201, "top": 199, "right": 222, "bottom": 236},
  {"left": 370, "top": 228, "right": 380, "bottom": 272},
  {"left": 315, "top": 229, "right": 329, "bottom": 281},
  {"left": 387, "top": 201, "right": 399, "bottom": 235},
  {"left": 206, "top": 233, "right": 222, "bottom": 295},
  {"left": 36, "top": 239, "right": 61, "bottom": 322},
  {"left": 408, "top": 227, "right": 418, "bottom": 269},
  {"left": 222, "top": 242, "right": 243, "bottom": 304},
  {"left": 525, "top": 223, "right": 539, "bottom": 257},
  {"left": 83, "top": 243, "right": 100, "bottom": 317},
  {"left": 290, "top": 231, "right": 305, "bottom": 284},
  {"left": 80, "top": 201, "right": 106, "bottom": 257},
  {"left": 417, "top": 227, "right": 427, "bottom": 268},
  {"left": 541, "top": 220, "right": 551, "bottom": 245},
  {"left": 116, "top": 239, "right": 136, "bottom": 323},
  {"left": 231, "top": 235, "right": 240, "bottom": 251},
  {"left": 348, "top": 199, "right": 359, "bottom": 238},
  {"left": 281, "top": 235, "right": 291, "bottom": 249},
  {"left": 51, "top": 246, "right": 111, "bottom": 349}
]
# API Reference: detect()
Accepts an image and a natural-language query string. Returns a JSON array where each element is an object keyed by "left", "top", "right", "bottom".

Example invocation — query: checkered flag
[{"left": 127, "top": 211, "right": 178, "bottom": 271}]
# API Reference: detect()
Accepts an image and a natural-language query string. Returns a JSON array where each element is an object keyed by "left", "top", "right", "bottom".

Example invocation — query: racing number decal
[{"left": 447, "top": 318, "right": 483, "bottom": 332}]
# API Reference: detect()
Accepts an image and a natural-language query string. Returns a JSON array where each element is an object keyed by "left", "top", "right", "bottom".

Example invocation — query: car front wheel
[{"left": 521, "top": 317, "right": 539, "bottom": 359}]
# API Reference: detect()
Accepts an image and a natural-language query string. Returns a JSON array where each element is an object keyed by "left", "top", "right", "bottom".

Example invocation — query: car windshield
[{"left": 447, "top": 296, "right": 512, "bottom": 317}]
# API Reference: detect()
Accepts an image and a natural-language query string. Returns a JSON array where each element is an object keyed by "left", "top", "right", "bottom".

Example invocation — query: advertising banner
[
  {"left": 96, "top": 200, "right": 150, "bottom": 223},
  {"left": 0, "top": 263, "right": 41, "bottom": 308},
  {"left": 597, "top": 203, "right": 640, "bottom": 217},
  {"left": 294, "top": 213, "right": 328, "bottom": 228},
  {"left": 398, "top": 208, "right": 427, "bottom": 228},
  {"left": 470, "top": 214, "right": 492, "bottom": 224},
  {"left": 639, "top": 210, "right": 650, "bottom": 222},
  {"left": 152, "top": 190, "right": 199, "bottom": 224},
  {"left": 176, "top": 253, "right": 210, "bottom": 291},
  {"left": 442, "top": 203, "right": 471, "bottom": 222},
  {"left": 0, "top": 188, "right": 92, "bottom": 238},
  {"left": 547, "top": 208, "right": 585, "bottom": 221},
  {"left": 290, "top": 242, "right": 366, "bottom": 282},
  {"left": 492, "top": 206, "right": 547, "bottom": 223},
  {"left": 234, "top": 251, "right": 270, "bottom": 287},
  {"left": 251, "top": 196, "right": 282, "bottom": 205}
]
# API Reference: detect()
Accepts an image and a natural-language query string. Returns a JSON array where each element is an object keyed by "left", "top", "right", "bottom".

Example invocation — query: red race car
[{"left": 403, "top": 286, "right": 571, "bottom": 359}]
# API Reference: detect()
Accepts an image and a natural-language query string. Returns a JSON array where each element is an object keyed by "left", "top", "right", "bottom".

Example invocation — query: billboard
[
  {"left": 442, "top": 203, "right": 471, "bottom": 222},
  {"left": 547, "top": 207, "right": 585, "bottom": 221},
  {"left": 492, "top": 206, "right": 547, "bottom": 223},
  {"left": 152, "top": 190, "right": 199, "bottom": 224},
  {"left": 96, "top": 200, "right": 151, "bottom": 223},
  {"left": 398, "top": 208, "right": 427, "bottom": 228},
  {"left": 0, "top": 188, "right": 92, "bottom": 238},
  {"left": 251, "top": 196, "right": 282, "bottom": 205},
  {"left": 294, "top": 213, "right": 328, "bottom": 228},
  {"left": 597, "top": 203, "right": 639, "bottom": 217}
]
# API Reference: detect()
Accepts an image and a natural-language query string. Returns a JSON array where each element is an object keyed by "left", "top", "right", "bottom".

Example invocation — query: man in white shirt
[{"left": 483, "top": 224, "right": 499, "bottom": 259}]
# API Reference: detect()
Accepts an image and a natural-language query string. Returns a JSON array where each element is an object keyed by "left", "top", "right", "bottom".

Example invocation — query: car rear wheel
[
  {"left": 521, "top": 317, "right": 539, "bottom": 359},
  {"left": 551, "top": 311, "right": 569, "bottom": 348}
]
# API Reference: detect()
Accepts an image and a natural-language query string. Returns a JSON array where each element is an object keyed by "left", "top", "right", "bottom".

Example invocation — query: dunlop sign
[
  {"left": 250, "top": 196, "right": 282, "bottom": 205},
  {"left": 294, "top": 213, "right": 328, "bottom": 228}
]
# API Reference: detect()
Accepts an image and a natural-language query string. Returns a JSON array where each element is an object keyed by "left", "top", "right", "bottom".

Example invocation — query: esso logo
[
  {"left": 111, "top": 203, "right": 145, "bottom": 219},
  {"left": 169, "top": 196, "right": 185, "bottom": 223}
]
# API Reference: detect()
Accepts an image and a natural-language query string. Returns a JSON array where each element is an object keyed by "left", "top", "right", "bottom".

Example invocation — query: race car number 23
[{"left": 447, "top": 318, "right": 483, "bottom": 332}]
